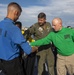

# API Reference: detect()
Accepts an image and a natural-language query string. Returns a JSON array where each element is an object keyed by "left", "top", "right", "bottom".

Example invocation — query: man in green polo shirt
[{"left": 30, "top": 17, "right": 74, "bottom": 75}]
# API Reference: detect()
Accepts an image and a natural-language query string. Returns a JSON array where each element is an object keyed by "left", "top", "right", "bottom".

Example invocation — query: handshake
[
  {"left": 29, "top": 41, "right": 38, "bottom": 52},
  {"left": 28, "top": 39, "right": 38, "bottom": 53},
  {"left": 31, "top": 46, "right": 38, "bottom": 53}
]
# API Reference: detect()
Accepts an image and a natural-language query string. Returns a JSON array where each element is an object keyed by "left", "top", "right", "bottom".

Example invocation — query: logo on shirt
[
  {"left": 38, "top": 27, "right": 43, "bottom": 32},
  {"left": 64, "top": 34, "right": 70, "bottom": 39}
]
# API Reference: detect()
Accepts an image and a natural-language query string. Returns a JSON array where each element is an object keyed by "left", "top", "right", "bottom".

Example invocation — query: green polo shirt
[{"left": 30, "top": 27, "right": 74, "bottom": 56}]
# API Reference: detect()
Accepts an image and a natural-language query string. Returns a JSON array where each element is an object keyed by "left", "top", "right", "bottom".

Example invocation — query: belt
[{"left": 0, "top": 57, "right": 20, "bottom": 63}]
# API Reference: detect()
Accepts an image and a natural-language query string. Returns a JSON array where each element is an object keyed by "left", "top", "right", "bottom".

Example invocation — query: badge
[
  {"left": 38, "top": 27, "right": 43, "bottom": 34},
  {"left": 38, "top": 27, "right": 43, "bottom": 32},
  {"left": 47, "top": 26, "right": 50, "bottom": 32}
]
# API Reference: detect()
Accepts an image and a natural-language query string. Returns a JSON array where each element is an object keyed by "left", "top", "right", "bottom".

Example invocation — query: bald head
[
  {"left": 52, "top": 18, "right": 62, "bottom": 31},
  {"left": 52, "top": 18, "right": 62, "bottom": 25}
]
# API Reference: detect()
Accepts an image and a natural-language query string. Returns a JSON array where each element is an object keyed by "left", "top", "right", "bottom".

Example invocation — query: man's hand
[{"left": 31, "top": 46, "right": 38, "bottom": 52}]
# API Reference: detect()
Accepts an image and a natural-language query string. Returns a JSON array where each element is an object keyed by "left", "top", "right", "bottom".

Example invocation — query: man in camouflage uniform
[{"left": 26, "top": 12, "right": 55, "bottom": 75}]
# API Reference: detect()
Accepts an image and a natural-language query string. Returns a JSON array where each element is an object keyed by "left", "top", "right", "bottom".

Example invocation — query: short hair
[
  {"left": 38, "top": 12, "right": 46, "bottom": 19},
  {"left": 7, "top": 2, "right": 22, "bottom": 12}
]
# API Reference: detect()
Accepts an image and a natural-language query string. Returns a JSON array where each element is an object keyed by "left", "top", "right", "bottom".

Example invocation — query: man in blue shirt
[{"left": 0, "top": 2, "right": 37, "bottom": 75}]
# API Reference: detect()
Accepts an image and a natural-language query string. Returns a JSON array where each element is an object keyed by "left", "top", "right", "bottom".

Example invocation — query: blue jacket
[{"left": 0, "top": 18, "right": 32, "bottom": 60}]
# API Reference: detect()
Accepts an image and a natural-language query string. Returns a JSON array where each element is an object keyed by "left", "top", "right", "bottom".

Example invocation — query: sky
[{"left": 0, "top": 0, "right": 74, "bottom": 27}]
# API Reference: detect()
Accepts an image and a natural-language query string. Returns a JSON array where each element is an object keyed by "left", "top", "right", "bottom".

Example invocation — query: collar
[
  {"left": 4, "top": 17, "right": 15, "bottom": 24},
  {"left": 55, "top": 27, "right": 64, "bottom": 33}
]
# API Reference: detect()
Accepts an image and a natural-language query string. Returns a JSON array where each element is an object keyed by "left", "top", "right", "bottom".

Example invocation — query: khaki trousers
[
  {"left": 57, "top": 54, "right": 74, "bottom": 75},
  {"left": 37, "top": 49, "right": 54, "bottom": 75}
]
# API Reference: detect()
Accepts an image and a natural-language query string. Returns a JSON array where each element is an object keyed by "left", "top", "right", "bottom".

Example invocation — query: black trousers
[
  {"left": 0, "top": 57, "right": 24, "bottom": 75},
  {"left": 23, "top": 52, "right": 36, "bottom": 75}
]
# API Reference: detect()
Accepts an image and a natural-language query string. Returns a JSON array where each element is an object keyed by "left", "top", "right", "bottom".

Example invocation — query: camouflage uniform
[{"left": 28, "top": 22, "right": 54, "bottom": 75}]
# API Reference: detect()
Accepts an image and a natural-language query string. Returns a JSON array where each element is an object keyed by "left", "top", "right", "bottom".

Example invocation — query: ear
[
  {"left": 14, "top": 10, "right": 18, "bottom": 15},
  {"left": 59, "top": 23, "right": 62, "bottom": 27}
]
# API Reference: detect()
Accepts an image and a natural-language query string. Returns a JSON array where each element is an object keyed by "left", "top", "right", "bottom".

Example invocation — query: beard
[{"left": 38, "top": 22, "right": 46, "bottom": 26}]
